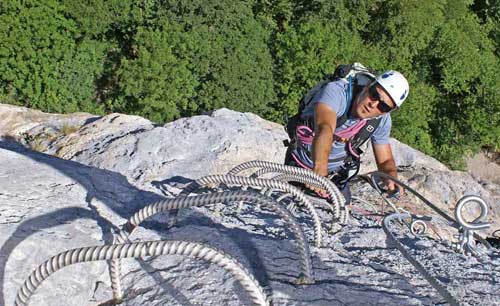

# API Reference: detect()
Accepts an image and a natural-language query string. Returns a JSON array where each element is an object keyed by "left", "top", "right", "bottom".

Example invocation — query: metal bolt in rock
[
  {"left": 110, "top": 191, "right": 314, "bottom": 301},
  {"left": 454, "top": 195, "right": 491, "bottom": 256},
  {"left": 15, "top": 240, "right": 269, "bottom": 306},
  {"left": 410, "top": 219, "right": 428, "bottom": 237},
  {"left": 363, "top": 171, "right": 493, "bottom": 250}
]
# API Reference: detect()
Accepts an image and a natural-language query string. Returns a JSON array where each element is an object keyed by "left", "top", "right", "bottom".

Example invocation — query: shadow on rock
[{"left": 0, "top": 139, "right": 164, "bottom": 306}]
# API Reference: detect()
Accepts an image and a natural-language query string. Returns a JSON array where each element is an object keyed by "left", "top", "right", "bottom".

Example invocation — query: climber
[{"left": 284, "top": 64, "right": 409, "bottom": 203}]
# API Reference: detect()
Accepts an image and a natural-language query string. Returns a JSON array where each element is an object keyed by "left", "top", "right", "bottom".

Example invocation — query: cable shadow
[
  {"left": 0, "top": 139, "right": 278, "bottom": 306},
  {"left": 0, "top": 139, "right": 164, "bottom": 305},
  {"left": 0, "top": 207, "right": 109, "bottom": 305}
]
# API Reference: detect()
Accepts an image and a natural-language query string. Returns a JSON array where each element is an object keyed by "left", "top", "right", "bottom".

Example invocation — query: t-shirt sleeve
[
  {"left": 371, "top": 114, "right": 392, "bottom": 145},
  {"left": 311, "top": 82, "right": 347, "bottom": 116}
]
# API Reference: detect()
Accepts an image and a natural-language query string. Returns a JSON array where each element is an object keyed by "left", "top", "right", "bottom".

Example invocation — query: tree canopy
[{"left": 1, "top": 0, "right": 499, "bottom": 168}]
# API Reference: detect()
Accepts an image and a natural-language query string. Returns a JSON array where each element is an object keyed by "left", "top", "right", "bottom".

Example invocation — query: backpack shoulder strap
[
  {"left": 336, "top": 112, "right": 348, "bottom": 128},
  {"left": 336, "top": 75, "right": 365, "bottom": 128},
  {"left": 350, "top": 116, "right": 383, "bottom": 150}
]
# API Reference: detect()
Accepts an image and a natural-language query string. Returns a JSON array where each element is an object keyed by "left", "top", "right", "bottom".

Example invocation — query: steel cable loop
[
  {"left": 15, "top": 240, "right": 269, "bottom": 306},
  {"left": 453, "top": 195, "right": 491, "bottom": 256},
  {"left": 157, "top": 191, "right": 313, "bottom": 280},
  {"left": 454, "top": 195, "right": 490, "bottom": 230},
  {"left": 179, "top": 181, "right": 202, "bottom": 196},
  {"left": 252, "top": 172, "right": 303, "bottom": 213},
  {"left": 363, "top": 171, "right": 493, "bottom": 249},
  {"left": 109, "top": 239, "right": 124, "bottom": 301},
  {"left": 410, "top": 220, "right": 428, "bottom": 237},
  {"left": 227, "top": 161, "right": 345, "bottom": 208},
  {"left": 227, "top": 160, "right": 345, "bottom": 221},
  {"left": 267, "top": 173, "right": 349, "bottom": 224},
  {"left": 382, "top": 213, "right": 461, "bottom": 306},
  {"left": 110, "top": 191, "right": 314, "bottom": 300},
  {"left": 194, "top": 174, "right": 323, "bottom": 247},
  {"left": 233, "top": 161, "right": 345, "bottom": 213}
]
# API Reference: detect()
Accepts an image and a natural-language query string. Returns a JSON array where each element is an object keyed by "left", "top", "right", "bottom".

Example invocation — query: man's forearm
[
  {"left": 311, "top": 125, "right": 333, "bottom": 176},
  {"left": 377, "top": 159, "right": 398, "bottom": 177}
]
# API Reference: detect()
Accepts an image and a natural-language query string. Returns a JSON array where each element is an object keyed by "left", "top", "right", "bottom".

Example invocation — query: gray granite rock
[
  {"left": 0, "top": 142, "right": 161, "bottom": 306},
  {"left": 361, "top": 138, "right": 449, "bottom": 174},
  {"left": 1, "top": 104, "right": 500, "bottom": 306}
]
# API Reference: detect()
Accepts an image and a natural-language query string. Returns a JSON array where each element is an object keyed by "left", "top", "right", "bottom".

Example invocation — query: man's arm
[
  {"left": 312, "top": 103, "right": 337, "bottom": 177},
  {"left": 372, "top": 142, "right": 403, "bottom": 194}
]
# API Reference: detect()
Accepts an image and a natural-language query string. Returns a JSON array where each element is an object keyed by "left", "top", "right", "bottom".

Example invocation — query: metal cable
[
  {"left": 368, "top": 175, "right": 400, "bottom": 213},
  {"left": 268, "top": 173, "right": 349, "bottom": 224},
  {"left": 249, "top": 168, "right": 273, "bottom": 179},
  {"left": 111, "top": 191, "right": 314, "bottom": 300},
  {"left": 129, "top": 191, "right": 313, "bottom": 278},
  {"left": 15, "top": 240, "right": 269, "bottom": 306},
  {"left": 382, "top": 213, "right": 461, "bottom": 306},
  {"left": 275, "top": 193, "right": 298, "bottom": 214},
  {"left": 351, "top": 196, "right": 379, "bottom": 214},
  {"left": 363, "top": 172, "right": 458, "bottom": 223},
  {"left": 363, "top": 172, "right": 492, "bottom": 249},
  {"left": 193, "top": 174, "right": 323, "bottom": 247},
  {"left": 226, "top": 160, "right": 345, "bottom": 221}
]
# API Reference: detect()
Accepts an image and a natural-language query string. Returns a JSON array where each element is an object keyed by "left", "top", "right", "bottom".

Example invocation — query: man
[{"left": 285, "top": 69, "right": 409, "bottom": 202}]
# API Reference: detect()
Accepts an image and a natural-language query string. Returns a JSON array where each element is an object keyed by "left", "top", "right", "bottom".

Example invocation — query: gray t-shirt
[{"left": 295, "top": 80, "right": 392, "bottom": 172}]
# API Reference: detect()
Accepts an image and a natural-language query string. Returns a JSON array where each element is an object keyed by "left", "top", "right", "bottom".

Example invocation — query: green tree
[
  {"left": 351, "top": 0, "right": 447, "bottom": 154},
  {"left": 158, "top": 0, "right": 277, "bottom": 118},
  {"left": 424, "top": 0, "right": 500, "bottom": 167},
  {"left": 114, "top": 20, "right": 198, "bottom": 122},
  {"left": 0, "top": 0, "right": 107, "bottom": 114},
  {"left": 265, "top": 1, "right": 385, "bottom": 122}
]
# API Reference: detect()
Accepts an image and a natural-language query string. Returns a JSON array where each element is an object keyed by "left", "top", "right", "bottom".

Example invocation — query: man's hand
[
  {"left": 309, "top": 163, "right": 329, "bottom": 197},
  {"left": 313, "top": 163, "right": 328, "bottom": 177},
  {"left": 373, "top": 143, "right": 405, "bottom": 196},
  {"left": 386, "top": 179, "right": 404, "bottom": 197}
]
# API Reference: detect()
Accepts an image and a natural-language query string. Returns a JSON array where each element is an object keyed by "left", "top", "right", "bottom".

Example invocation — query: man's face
[{"left": 351, "top": 82, "right": 397, "bottom": 119}]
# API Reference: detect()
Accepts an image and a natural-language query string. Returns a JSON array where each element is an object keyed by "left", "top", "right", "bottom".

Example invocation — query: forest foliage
[{"left": 1, "top": 0, "right": 499, "bottom": 168}]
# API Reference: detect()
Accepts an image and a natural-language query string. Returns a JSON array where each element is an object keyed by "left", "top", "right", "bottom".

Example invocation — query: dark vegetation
[{"left": 1, "top": 0, "right": 499, "bottom": 168}]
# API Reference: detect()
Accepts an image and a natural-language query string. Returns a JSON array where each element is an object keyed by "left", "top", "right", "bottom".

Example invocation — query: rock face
[
  {"left": 2, "top": 104, "right": 498, "bottom": 234},
  {"left": 466, "top": 152, "right": 500, "bottom": 185},
  {"left": 0, "top": 142, "right": 162, "bottom": 306},
  {"left": 1, "top": 104, "right": 499, "bottom": 306}
]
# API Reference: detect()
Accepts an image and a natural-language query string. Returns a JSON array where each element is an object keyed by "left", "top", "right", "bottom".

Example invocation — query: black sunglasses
[{"left": 368, "top": 83, "right": 396, "bottom": 113}]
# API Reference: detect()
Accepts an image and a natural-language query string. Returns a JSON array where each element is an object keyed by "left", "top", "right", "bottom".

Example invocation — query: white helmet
[{"left": 375, "top": 70, "right": 409, "bottom": 107}]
